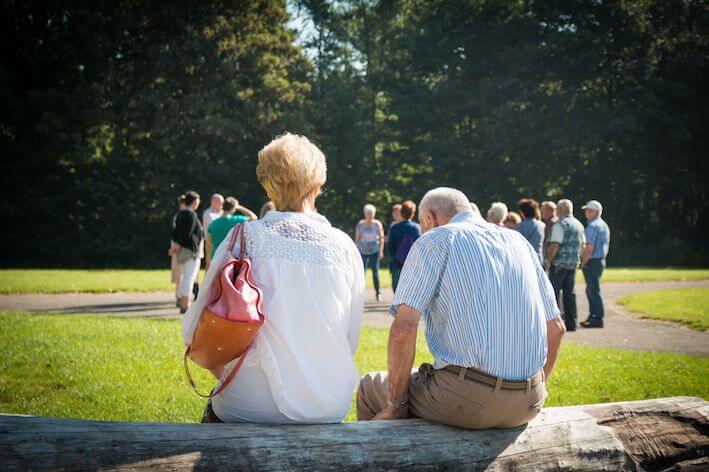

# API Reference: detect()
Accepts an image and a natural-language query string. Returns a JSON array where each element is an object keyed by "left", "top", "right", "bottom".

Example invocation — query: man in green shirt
[{"left": 205, "top": 196, "right": 257, "bottom": 268}]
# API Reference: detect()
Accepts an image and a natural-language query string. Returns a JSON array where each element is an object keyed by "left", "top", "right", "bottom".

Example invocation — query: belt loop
[
  {"left": 526, "top": 378, "right": 531, "bottom": 394},
  {"left": 458, "top": 367, "right": 467, "bottom": 381},
  {"left": 494, "top": 376, "right": 503, "bottom": 392}
]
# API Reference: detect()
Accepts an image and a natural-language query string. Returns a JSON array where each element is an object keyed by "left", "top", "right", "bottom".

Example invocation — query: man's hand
[{"left": 372, "top": 406, "right": 409, "bottom": 420}]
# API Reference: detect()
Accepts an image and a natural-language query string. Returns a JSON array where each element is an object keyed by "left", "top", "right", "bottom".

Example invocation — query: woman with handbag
[
  {"left": 170, "top": 191, "right": 204, "bottom": 314},
  {"left": 182, "top": 133, "right": 365, "bottom": 424}
]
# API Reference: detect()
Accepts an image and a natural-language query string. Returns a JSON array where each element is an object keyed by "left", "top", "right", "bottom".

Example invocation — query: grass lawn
[
  {"left": 618, "top": 287, "right": 709, "bottom": 331},
  {"left": 1, "top": 266, "right": 708, "bottom": 294},
  {"left": 0, "top": 312, "right": 706, "bottom": 423}
]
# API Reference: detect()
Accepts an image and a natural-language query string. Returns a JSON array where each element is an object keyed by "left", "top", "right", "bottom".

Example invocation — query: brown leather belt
[{"left": 442, "top": 365, "right": 543, "bottom": 391}]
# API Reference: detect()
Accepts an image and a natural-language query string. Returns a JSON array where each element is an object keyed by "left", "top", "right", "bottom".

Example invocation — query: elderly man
[
  {"left": 486, "top": 201, "right": 508, "bottom": 226},
  {"left": 540, "top": 201, "right": 558, "bottom": 249},
  {"left": 544, "top": 199, "right": 586, "bottom": 331},
  {"left": 580, "top": 200, "right": 611, "bottom": 328},
  {"left": 202, "top": 193, "right": 224, "bottom": 233},
  {"left": 357, "top": 187, "right": 565, "bottom": 430}
]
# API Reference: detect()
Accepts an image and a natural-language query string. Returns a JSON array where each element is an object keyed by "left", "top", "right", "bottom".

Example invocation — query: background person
[
  {"left": 390, "top": 203, "right": 403, "bottom": 229},
  {"left": 259, "top": 201, "right": 275, "bottom": 218},
  {"left": 205, "top": 197, "right": 257, "bottom": 269},
  {"left": 202, "top": 193, "right": 224, "bottom": 233},
  {"left": 386, "top": 200, "right": 421, "bottom": 292},
  {"left": 357, "top": 187, "right": 565, "bottom": 429},
  {"left": 540, "top": 201, "right": 558, "bottom": 249},
  {"left": 355, "top": 204, "right": 385, "bottom": 301},
  {"left": 545, "top": 199, "right": 585, "bottom": 331},
  {"left": 183, "top": 132, "right": 364, "bottom": 424},
  {"left": 171, "top": 195, "right": 187, "bottom": 306},
  {"left": 517, "top": 198, "right": 546, "bottom": 263},
  {"left": 170, "top": 191, "right": 204, "bottom": 313},
  {"left": 503, "top": 211, "right": 521, "bottom": 229},
  {"left": 487, "top": 202, "right": 508, "bottom": 226},
  {"left": 469, "top": 202, "right": 481, "bottom": 214},
  {"left": 580, "top": 200, "right": 611, "bottom": 328}
]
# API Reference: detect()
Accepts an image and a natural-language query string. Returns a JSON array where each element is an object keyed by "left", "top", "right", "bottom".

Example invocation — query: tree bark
[{"left": 1, "top": 396, "right": 706, "bottom": 471}]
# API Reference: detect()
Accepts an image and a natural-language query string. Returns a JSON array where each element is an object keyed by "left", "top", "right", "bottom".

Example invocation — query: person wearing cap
[{"left": 580, "top": 200, "right": 610, "bottom": 328}]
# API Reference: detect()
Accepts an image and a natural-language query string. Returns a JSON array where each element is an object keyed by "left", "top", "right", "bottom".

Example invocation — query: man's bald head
[{"left": 419, "top": 187, "right": 472, "bottom": 232}]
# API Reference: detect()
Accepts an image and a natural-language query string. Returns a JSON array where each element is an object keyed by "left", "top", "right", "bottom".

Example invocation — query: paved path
[{"left": 1, "top": 281, "right": 707, "bottom": 356}]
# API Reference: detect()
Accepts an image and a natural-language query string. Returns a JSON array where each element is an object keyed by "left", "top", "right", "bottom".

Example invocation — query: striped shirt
[{"left": 390, "top": 211, "right": 560, "bottom": 380}]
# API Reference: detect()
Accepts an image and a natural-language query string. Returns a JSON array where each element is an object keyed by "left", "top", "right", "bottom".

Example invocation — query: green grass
[
  {"left": 0, "top": 269, "right": 175, "bottom": 294},
  {"left": 0, "top": 312, "right": 706, "bottom": 423},
  {"left": 1, "top": 266, "right": 708, "bottom": 294},
  {"left": 618, "top": 287, "right": 709, "bottom": 331}
]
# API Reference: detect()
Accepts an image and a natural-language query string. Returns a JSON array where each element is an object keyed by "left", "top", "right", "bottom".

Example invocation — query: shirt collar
[
  {"left": 449, "top": 210, "right": 484, "bottom": 225},
  {"left": 263, "top": 210, "right": 331, "bottom": 227}
]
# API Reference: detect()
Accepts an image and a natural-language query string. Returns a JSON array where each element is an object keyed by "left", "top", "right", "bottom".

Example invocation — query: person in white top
[
  {"left": 183, "top": 133, "right": 365, "bottom": 424},
  {"left": 202, "top": 193, "right": 224, "bottom": 232}
]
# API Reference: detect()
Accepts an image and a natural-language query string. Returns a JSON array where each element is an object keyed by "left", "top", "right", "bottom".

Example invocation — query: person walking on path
[
  {"left": 357, "top": 187, "right": 565, "bottom": 429},
  {"left": 355, "top": 204, "right": 385, "bottom": 301},
  {"left": 171, "top": 194, "right": 187, "bottom": 306},
  {"left": 516, "top": 198, "right": 546, "bottom": 263},
  {"left": 169, "top": 191, "right": 204, "bottom": 313},
  {"left": 580, "top": 200, "right": 611, "bottom": 329},
  {"left": 386, "top": 200, "right": 421, "bottom": 292},
  {"left": 202, "top": 193, "right": 224, "bottom": 234},
  {"left": 545, "top": 199, "right": 585, "bottom": 331},
  {"left": 204, "top": 197, "right": 257, "bottom": 269}
]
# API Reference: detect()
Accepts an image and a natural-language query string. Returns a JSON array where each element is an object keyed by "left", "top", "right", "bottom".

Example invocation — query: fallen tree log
[{"left": 1, "top": 396, "right": 706, "bottom": 471}]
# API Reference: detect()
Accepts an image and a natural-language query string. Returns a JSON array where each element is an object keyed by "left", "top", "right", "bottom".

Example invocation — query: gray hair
[
  {"left": 363, "top": 203, "right": 376, "bottom": 216},
  {"left": 487, "top": 202, "right": 508, "bottom": 224},
  {"left": 419, "top": 187, "right": 472, "bottom": 218},
  {"left": 469, "top": 202, "right": 480, "bottom": 214},
  {"left": 557, "top": 198, "right": 573, "bottom": 215}
]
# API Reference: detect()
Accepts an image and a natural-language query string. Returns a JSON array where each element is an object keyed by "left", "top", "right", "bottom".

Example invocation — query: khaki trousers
[{"left": 357, "top": 363, "right": 546, "bottom": 429}]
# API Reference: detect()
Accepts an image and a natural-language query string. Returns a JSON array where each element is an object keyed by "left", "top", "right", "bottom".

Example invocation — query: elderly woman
[
  {"left": 355, "top": 204, "right": 385, "bottom": 301},
  {"left": 183, "top": 133, "right": 365, "bottom": 424},
  {"left": 487, "top": 202, "right": 508, "bottom": 226}
]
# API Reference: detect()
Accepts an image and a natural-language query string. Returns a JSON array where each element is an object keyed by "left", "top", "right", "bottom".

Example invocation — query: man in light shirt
[
  {"left": 202, "top": 193, "right": 224, "bottom": 233},
  {"left": 357, "top": 187, "right": 565, "bottom": 430},
  {"left": 545, "top": 199, "right": 586, "bottom": 331},
  {"left": 580, "top": 200, "right": 611, "bottom": 329}
]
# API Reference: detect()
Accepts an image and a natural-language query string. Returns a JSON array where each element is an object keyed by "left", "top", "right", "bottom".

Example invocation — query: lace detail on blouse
[{"left": 237, "top": 212, "right": 356, "bottom": 284}]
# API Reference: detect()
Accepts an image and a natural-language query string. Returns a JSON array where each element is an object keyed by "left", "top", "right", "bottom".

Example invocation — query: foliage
[
  {"left": 618, "top": 287, "right": 709, "bottom": 330},
  {"left": 1, "top": 1, "right": 707, "bottom": 266},
  {"left": 0, "top": 312, "right": 707, "bottom": 423}
]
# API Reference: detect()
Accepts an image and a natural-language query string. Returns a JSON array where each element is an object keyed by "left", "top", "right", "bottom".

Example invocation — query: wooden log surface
[{"left": 1, "top": 396, "right": 706, "bottom": 471}]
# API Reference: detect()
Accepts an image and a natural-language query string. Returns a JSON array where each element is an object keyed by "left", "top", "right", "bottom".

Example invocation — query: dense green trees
[{"left": 2, "top": 1, "right": 706, "bottom": 266}]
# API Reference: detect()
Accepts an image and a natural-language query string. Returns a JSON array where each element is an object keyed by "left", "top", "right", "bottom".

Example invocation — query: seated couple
[{"left": 182, "top": 133, "right": 566, "bottom": 428}]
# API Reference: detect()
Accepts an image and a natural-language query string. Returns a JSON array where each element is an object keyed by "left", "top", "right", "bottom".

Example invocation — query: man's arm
[
  {"left": 581, "top": 243, "right": 594, "bottom": 267},
  {"left": 372, "top": 304, "right": 421, "bottom": 420},
  {"left": 544, "top": 316, "right": 566, "bottom": 379},
  {"left": 237, "top": 205, "right": 258, "bottom": 221},
  {"left": 545, "top": 242, "right": 559, "bottom": 271}
]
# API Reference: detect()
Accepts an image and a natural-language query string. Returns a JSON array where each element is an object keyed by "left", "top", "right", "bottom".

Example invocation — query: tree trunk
[{"left": 1, "top": 396, "right": 706, "bottom": 471}]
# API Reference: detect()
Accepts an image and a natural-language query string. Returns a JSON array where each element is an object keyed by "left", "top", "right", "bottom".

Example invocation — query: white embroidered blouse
[{"left": 182, "top": 210, "right": 365, "bottom": 423}]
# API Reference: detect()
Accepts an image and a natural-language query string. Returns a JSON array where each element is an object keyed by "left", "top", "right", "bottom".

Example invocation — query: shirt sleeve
[
  {"left": 525, "top": 240, "right": 561, "bottom": 321},
  {"left": 389, "top": 237, "right": 445, "bottom": 317},
  {"left": 585, "top": 224, "right": 597, "bottom": 247},
  {"left": 548, "top": 222, "right": 564, "bottom": 244}
]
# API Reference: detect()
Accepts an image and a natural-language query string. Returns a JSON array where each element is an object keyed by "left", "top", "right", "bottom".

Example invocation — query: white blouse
[{"left": 182, "top": 210, "right": 365, "bottom": 423}]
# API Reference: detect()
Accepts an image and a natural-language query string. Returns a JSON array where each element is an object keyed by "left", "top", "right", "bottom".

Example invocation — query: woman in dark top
[
  {"left": 169, "top": 191, "right": 204, "bottom": 313},
  {"left": 386, "top": 200, "right": 421, "bottom": 292}
]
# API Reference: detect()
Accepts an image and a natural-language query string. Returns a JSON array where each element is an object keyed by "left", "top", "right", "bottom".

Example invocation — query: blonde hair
[
  {"left": 541, "top": 200, "right": 556, "bottom": 212},
  {"left": 256, "top": 133, "right": 327, "bottom": 211}
]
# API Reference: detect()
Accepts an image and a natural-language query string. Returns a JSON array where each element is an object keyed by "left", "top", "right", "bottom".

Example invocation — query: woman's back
[{"left": 184, "top": 210, "right": 365, "bottom": 423}]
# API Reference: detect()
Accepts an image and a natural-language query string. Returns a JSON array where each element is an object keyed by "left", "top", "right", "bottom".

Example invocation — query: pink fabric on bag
[
  {"left": 208, "top": 258, "right": 262, "bottom": 322},
  {"left": 206, "top": 224, "right": 263, "bottom": 323}
]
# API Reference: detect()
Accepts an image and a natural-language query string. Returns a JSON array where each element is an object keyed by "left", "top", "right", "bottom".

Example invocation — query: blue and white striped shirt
[{"left": 390, "top": 211, "right": 560, "bottom": 380}]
